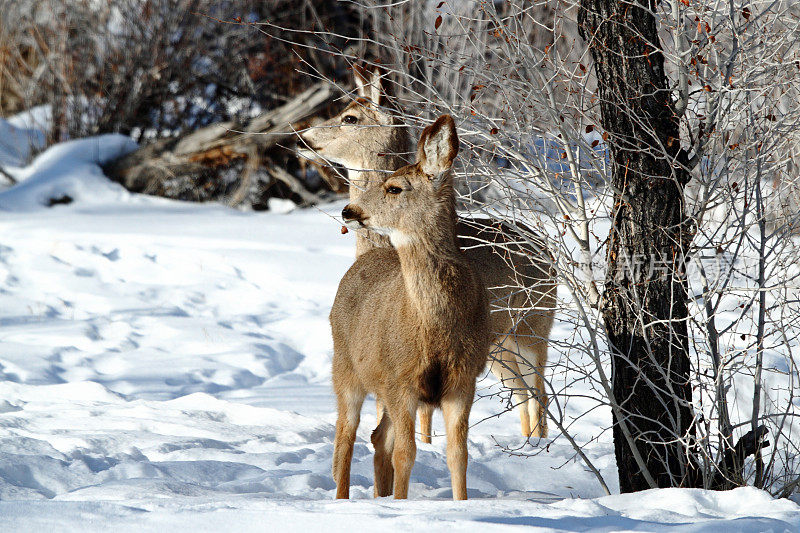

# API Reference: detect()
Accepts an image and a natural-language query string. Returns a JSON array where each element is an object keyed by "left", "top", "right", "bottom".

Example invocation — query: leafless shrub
[
  {"left": 273, "top": 0, "right": 800, "bottom": 495},
  {"left": 0, "top": 0, "right": 366, "bottom": 206},
  {"left": 0, "top": 0, "right": 362, "bottom": 143}
]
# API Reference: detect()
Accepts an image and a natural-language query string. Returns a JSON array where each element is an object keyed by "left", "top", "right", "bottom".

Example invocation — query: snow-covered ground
[{"left": 0, "top": 126, "right": 798, "bottom": 531}]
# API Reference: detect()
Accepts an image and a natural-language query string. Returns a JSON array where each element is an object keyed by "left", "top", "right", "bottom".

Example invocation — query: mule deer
[
  {"left": 330, "top": 115, "right": 489, "bottom": 500},
  {"left": 300, "top": 65, "right": 555, "bottom": 440}
]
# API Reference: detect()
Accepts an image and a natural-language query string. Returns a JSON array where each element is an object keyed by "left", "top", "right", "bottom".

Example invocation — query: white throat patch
[
  {"left": 389, "top": 230, "right": 415, "bottom": 248},
  {"left": 361, "top": 226, "right": 414, "bottom": 247}
]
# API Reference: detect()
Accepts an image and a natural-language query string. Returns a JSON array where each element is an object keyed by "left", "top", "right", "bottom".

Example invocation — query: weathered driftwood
[
  {"left": 265, "top": 163, "right": 322, "bottom": 205},
  {"left": 104, "top": 83, "right": 336, "bottom": 207}
]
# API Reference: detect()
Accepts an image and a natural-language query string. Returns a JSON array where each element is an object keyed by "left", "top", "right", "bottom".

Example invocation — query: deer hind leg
[
  {"left": 441, "top": 390, "right": 473, "bottom": 500},
  {"left": 489, "top": 337, "right": 533, "bottom": 436},
  {"left": 521, "top": 342, "right": 549, "bottom": 438},
  {"left": 370, "top": 410, "right": 395, "bottom": 497},
  {"left": 512, "top": 313, "right": 551, "bottom": 438},
  {"left": 332, "top": 387, "right": 365, "bottom": 499},
  {"left": 418, "top": 403, "right": 433, "bottom": 444},
  {"left": 379, "top": 399, "right": 426, "bottom": 446},
  {"left": 523, "top": 283, "right": 556, "bottom": 438},
  {"left": 385, "top": 397, "right": 417, "bottom": 499}
]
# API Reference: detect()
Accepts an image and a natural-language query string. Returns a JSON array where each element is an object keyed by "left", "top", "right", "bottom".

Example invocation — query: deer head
[
  {"left": 341, "top": 115, "right": 459, "bottom": 248},
  {"left": 297, "top": 64, "right": 409, "bottom": 181}
]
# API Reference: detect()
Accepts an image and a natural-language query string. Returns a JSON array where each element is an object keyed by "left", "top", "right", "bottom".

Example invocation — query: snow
[
  {"left": 0, "top": 133, "right": 797, "bottom": 531},
  {"left": 0, "top": 106, "right": 49, "bottom": 172},
  {"left": 0, "top": 134, "right": 136, "bottom": 210}
]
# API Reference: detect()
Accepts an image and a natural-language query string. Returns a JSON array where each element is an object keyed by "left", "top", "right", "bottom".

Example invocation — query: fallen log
[
  {"left": 265, "top": 163, "right": 322, "bottom": 206},
  {"left": 103, "top": 82, "right": 336, "bottom": 207}
]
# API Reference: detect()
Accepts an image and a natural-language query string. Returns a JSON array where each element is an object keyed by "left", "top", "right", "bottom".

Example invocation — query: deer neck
[{"left": 393, "top": 202, "right": 463, "bottom": 326}]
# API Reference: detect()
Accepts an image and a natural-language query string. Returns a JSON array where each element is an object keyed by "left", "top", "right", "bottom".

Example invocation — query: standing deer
[
  {"left": 299, "top": 66, "right": 556, "bottom": 441},
  {"left": 330, "top": 115, "right": 489, "bottom": 500}
]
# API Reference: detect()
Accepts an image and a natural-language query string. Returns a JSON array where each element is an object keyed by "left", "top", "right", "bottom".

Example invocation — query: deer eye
[
  {"left": 386, "top": 186, "right": 403, "bottom": 195},
  {"left": 342, "top": 115, "right": 358, "bottom": 124}
]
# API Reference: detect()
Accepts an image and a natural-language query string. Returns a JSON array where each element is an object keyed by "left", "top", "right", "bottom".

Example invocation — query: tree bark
[{"left": 579, "top": 0, "right": 694, "bottom": 491}]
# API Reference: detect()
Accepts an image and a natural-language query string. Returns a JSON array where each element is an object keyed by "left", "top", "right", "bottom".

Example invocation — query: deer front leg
[
  {"left": 442, "top": 392, "right": 473, "bottom": 500},
  {"left": 387, "top": 399, "right": 417, "bottom": 499},
  {"left": 332, "top": 388, "right": 365, "bottom": 499}
]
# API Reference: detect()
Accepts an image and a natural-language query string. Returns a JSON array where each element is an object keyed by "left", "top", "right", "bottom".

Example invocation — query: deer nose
[
  {"left": 341, "top": 206, "right": 356, "bottom": 221},
  {"left": 341, "top": 205, "right": 362, "bottom": 222}
]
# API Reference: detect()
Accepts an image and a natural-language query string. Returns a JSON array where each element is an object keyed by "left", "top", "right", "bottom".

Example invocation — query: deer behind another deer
[{"left": 300, "top": 66, "right": 556, "bottom": 440}]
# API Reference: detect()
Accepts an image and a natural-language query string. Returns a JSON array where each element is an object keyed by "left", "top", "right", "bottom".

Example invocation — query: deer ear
[
  {"left": 353, "top": 63, "right": 369, "bottom": 97},
  {"left": 417, "top": 115, "right": 458, "bottom": 178},
  {"left": 367, "top": 68, "right": 384, "bottom": 106},
  {"left": 353, "top": 64, "right": 383, "bottom": 106}
]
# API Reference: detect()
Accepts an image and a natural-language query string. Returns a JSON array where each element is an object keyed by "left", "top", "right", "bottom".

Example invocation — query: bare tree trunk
[{"left": 579, "top": 0, "right": 694, "bottom": 492}]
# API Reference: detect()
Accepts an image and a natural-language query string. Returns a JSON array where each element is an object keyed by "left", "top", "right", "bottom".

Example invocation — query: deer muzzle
[{"left": 341, "top": 204, "right": 367, "bottom": 229}]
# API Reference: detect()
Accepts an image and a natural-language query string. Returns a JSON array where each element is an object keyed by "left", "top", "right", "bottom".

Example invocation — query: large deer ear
[
  {"left": 417, "top": 115, "right": 458, "bottom": 179},
  {"left": 353, "top": 64, "right": 383, "bottom": 106}
]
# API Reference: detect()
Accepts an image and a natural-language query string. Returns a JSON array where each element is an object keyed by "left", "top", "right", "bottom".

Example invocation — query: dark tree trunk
[{"left": 578, "top": 0, "right": 695, "bottom": 492}]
